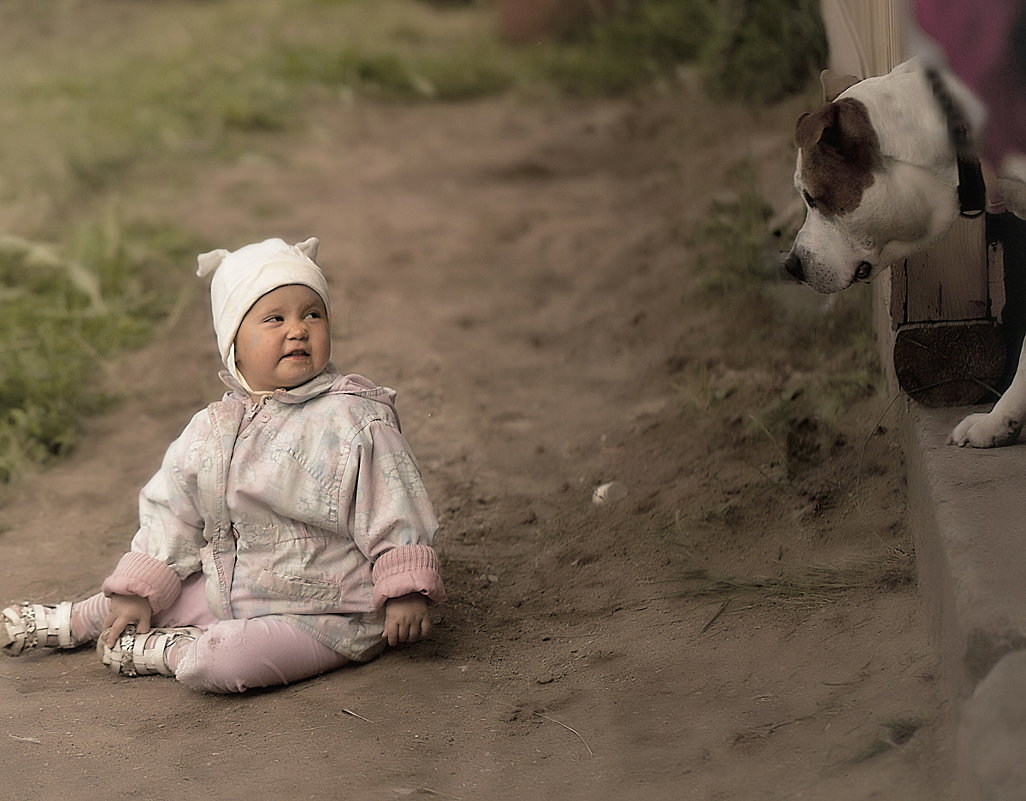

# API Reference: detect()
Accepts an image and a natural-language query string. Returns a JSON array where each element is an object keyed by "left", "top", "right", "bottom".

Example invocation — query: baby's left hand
[{"left": 383, "top": 593, "right": 430, "bottom": 646}]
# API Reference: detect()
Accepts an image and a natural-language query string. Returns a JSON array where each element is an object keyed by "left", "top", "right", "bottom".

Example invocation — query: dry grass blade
[
  {"left": 850, "top": 718, "right": 922, "bottom": 763},
  {"left": 470, "top": 692, "right": 595, "bottom": 757},
  {"left": 341, "top": 707, "right": 373, "bottom": 723},
  {"left": 680, "top": 550, "right": 915, "bottom": 611}
]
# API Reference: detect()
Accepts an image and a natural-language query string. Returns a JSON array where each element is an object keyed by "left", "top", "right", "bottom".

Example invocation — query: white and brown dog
[{"left": 783, "top": 58, "right": 1026, "bottom": 448}]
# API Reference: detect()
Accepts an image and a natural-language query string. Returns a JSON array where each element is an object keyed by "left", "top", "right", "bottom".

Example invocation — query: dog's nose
[{"left": 781, "top": 250, "right": 804, "bottom": 283}]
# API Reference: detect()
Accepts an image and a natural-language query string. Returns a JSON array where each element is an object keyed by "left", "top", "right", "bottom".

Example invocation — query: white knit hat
[{"left": 196, "top": 237, "right": 330, "bottom": 384}]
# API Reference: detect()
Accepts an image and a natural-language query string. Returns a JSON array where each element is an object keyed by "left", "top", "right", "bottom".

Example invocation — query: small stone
[{"left": 592, "top": 481, "right": 628, "bottom": 505}]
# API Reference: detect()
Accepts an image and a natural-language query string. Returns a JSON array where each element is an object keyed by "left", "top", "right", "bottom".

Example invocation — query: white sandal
[
  {"left": 1, "top": 601, "right": 80, "bottom": 656},
  {"left": 97, "top": 624, "right": 201, "bottom": 677}
]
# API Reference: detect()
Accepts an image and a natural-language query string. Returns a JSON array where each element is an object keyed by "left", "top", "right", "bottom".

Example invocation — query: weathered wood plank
[{"left": 895, "top": 217, "right": 989, "bottom": 325}]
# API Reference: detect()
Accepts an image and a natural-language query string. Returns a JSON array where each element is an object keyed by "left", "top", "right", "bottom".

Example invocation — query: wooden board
[
  {"left": 820, "top": 0, "right": 901, "bottom": 78},
  {"left": 890, "top": 217, "right": 991, "bottom": 325},
  {"left": 892, "top": 320, "right": 1005, "bottom": 406}
]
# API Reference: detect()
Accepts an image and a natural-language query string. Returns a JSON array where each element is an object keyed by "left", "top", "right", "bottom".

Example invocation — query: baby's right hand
[{"left": 103, "top": 594, "right": 153, "bottom": 647}]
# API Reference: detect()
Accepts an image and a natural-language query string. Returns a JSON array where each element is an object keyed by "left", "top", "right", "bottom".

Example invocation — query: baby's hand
[
  {"left": 383, "top": 593, "right": 430, "bottom": 646},
  {"left": 103, "top": 594, "right": 153, "bottom": 647}
]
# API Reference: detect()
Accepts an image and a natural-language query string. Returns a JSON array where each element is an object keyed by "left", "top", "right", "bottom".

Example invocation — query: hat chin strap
[{"left": 226, "top": 344, "right": 258, "bottom": 395}]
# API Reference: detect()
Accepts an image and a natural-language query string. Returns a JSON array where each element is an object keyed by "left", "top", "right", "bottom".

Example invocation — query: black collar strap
[{"left": 925, "top": 66, "right": 987, "bottom": 218}]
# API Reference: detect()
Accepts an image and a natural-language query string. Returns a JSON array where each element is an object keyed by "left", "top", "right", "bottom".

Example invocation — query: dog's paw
[{"left": 949, "top": 412, "right": 1023, "bottom": 448}]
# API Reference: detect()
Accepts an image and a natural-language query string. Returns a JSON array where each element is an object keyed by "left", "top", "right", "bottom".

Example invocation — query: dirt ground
[{"left": 0, "top": 49, "right": 954, "bottom": 801}]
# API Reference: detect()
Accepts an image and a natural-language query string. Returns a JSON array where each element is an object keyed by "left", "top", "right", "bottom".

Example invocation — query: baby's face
[{"left": 234, "top": 284, "right": 330, "bottom": 392}]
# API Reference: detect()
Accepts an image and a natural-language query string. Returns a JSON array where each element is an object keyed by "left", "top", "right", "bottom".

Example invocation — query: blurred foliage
[
  {"left": 694, "top": 159, "right": 777, "bottom": 296},
  {"left": 539, "top": 0, "right": 717, "bottom": 94},
  {"left": 702, "top": 0, "right": 829, "bottom": 103},
  {"left": 535, "top": 0, "right": 827, "bottom": 101},
  {"left": 276, "top": 43, "right": 513, "bottom": 100},
  {"left": 0, "top": 223, "right": 197, "bottom": 482}
]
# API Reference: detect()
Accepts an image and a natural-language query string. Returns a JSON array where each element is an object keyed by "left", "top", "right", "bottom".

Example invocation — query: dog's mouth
[{"left": 854, "top": 261, "right": 873, "bottom": 282}]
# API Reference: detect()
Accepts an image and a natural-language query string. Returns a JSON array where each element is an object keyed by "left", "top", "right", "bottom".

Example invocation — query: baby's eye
[
  {"left": 263, "top": 315, "right": 284, "bottom": 323},
  {"left": 304, "top": 310, "right": 322, "bottom": 320}
]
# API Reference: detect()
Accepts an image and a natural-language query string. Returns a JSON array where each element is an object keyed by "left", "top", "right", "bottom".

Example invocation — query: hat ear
[
  {"left": 196, "top": 248, "right": 230, "bottom": 277},
  {"left": 295, "top": 237, "right": 319, "bottom": 262}
]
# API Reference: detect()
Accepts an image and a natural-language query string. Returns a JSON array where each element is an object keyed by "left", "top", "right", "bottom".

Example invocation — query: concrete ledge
[
  {"left": 902, "top": 401, "right": 1026, "bottom": 799},
  {"left": 903, "top": 401, "right": 1026, "bottom": 696}
]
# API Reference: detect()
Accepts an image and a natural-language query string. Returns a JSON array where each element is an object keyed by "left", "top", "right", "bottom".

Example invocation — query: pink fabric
[
  {"left": 173, "top": 617, "right": 352, "bottom": 693},
  {"left": 370, "top": 543, "right": 448, "bottom": 609},
  {"left": 153, "top": 573, "right": 219, "bottom": 629},
  {"left": 915, "top": 0, "right": 1026, "bottom": 162},
  {"left": 101, "top": 551, "right": 182, "bottom": 613},
  {"left": 75, "top": 575, "right": 354, "bottom": 694},
  {"left": 73, "top": 573, "right": 217, "bottom": 641}
]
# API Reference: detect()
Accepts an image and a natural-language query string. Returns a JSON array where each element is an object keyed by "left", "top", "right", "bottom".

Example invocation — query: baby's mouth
[{"left": 281, "top": 350, "right": 310, "bottom": 361}]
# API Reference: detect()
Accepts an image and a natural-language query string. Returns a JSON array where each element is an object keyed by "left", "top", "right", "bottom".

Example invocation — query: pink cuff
[
  {"left": 371, "top": 544, "right": 447, "bottom": 609},
  {"left": 101, "top": 551, "right": 183, "bottom": 614}
]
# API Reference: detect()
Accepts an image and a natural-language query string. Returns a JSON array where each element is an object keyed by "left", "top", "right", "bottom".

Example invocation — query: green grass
[
  {"left": 0, "top": 222, "right": 198, "bottom": 482},
  {"left": 687, "top": 155, "right": 884, "bottom": 478},
  {"left": 702, "top": 0, "right": 828, "bottom": 104},
  {"left": 530, "top": 0, "right": 826, "bottom": 99},
  {"left": 275, "top": 42, "right": 514, "bottom": 101},
  {"left": 694, "top": 159, "right": 778, "bottom": 296},
  {"left": 535, "top": 0, "right": 716, "bottom": 95}
]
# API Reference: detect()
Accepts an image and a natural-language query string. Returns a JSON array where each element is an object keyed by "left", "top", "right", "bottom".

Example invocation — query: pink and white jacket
[{"left": 102, "top": 365, "right": 446, "bottom": 656}]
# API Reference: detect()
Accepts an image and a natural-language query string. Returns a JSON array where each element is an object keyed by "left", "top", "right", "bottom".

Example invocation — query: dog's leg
[{"left": 950, "top": 339, "right": 1026, "bottom": 447}]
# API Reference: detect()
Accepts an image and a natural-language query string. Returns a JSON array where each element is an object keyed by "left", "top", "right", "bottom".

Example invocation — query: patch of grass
[
  {"left": 691, "top": 156, "right": 881, "bottom": 366},
  {"left": 532, "top": 0, "right": 826, "bottom": 100},
  {"left": 702, "top": 0, "right": 828, "bottom": 104},
  {"left": 684, "top": 154, "right": 888, "bottom": 480},
  {"left": 275, "top": 43, "right": 513, "bottom": 101},
  {"left": 694, "top": 158, "right": 777, "bottom": 297},
  {"left": 748, "top": 370, "right": 881, "bottom": 479},
  {"left": 537, "top": 0, "right": 716, "bottom": 95},
  {"left": 0, "top": 222, "right": 198, "bottom": 482},
  {"left": 680, "top": 551, "right": 916, "bottom": 612}
]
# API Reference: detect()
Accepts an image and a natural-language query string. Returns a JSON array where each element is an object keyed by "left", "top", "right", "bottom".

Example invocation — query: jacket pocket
[{"left": 253, "top": 568, "right": 344, "bottom": 605}]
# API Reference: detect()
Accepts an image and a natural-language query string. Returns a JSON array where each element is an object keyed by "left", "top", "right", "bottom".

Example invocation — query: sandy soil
[{"left": 0, "top": 59, "right": 953, "bottom": 801}]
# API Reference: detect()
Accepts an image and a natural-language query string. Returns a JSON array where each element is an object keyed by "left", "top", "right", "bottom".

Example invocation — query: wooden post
[{"left": 819, "top": 0, "right": 1005, "bottom": 406}]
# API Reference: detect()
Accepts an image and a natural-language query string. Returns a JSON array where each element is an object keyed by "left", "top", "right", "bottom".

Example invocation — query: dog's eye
[{"left": 802, "top": 190, "right": 817, "bottom": 209}]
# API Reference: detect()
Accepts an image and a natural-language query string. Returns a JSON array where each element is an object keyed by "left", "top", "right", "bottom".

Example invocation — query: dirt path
[{"left": 0, "top": 79, "right": 953, "bottom": 798}]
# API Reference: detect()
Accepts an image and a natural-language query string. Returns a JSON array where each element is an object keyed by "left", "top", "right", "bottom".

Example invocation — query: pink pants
[{"left": 75, "top": 575, "right": 350, "bottom": 694}]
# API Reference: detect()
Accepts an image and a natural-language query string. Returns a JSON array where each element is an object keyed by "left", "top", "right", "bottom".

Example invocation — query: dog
[{"left": 783, "top": 58, "right": 1026, "bottom": 448}]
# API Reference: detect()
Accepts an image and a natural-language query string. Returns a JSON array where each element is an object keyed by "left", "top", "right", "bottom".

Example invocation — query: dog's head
[{"left": 783, "top": 67, "right": 961, "bottom": 294}]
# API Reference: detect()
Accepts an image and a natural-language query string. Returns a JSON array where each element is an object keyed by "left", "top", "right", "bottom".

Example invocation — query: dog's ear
[
  {"left": 820, "top": 69, "right": 860, "bottom": 102},
  {"left": 795, "top": 99, "right": 878, "bottom": 172},
  {"left": 794, "top": 105, "right": 834, "bottom": 151}
]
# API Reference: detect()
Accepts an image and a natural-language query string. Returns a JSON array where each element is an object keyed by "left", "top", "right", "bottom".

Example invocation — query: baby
[{"left": 1, "top": 237, "right": 446, "bottom": 693}]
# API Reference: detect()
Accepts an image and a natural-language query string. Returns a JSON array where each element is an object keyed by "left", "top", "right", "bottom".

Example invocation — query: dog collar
[{"left": 924, "top": 67, "right": 987, "bottom": 218}]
